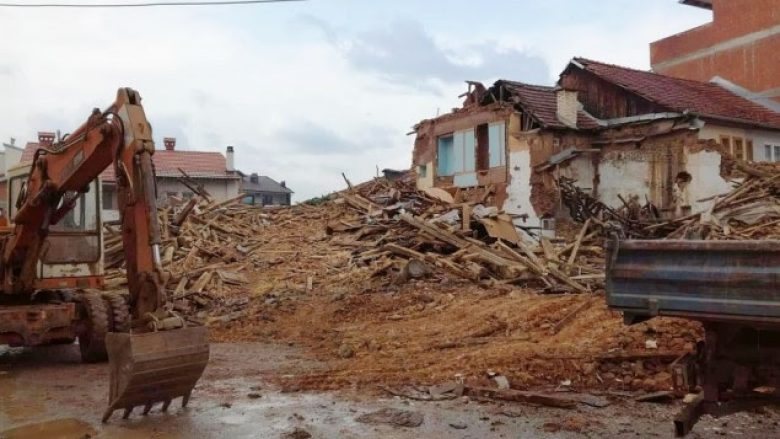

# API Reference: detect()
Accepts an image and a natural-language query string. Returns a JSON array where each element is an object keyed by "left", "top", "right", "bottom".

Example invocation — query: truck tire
[
  {"left": 102, "top": 292, "right": 131, "bottom": 333},
  {"left": 79, "top": 292, "right": 109, "bottom": 363}
]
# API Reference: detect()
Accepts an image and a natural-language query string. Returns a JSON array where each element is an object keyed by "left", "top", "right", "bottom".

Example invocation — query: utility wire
[{"left": 0, "top": 0, "right": 305, "bottom": 7}]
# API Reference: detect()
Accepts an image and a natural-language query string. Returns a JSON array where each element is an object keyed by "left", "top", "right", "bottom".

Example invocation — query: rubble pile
[
  {"left": 104, "top": 168, "right": 761, "bottom": 397},
  {"left": 325, "top": 174, "right": 603, "bottom": 293},
  {"left": 559, "top": 161, "right": 780, "bottom": 240},
  {"left": 655, "top": 162, "right": 780, "bottom": 240},
  {"left": 104, "top": 194, "right": 271, "bottom": 324}
]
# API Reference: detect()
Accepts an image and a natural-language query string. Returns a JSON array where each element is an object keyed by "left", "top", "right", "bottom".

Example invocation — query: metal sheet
[{"left": 606, "top": 239, "right": 780, "bottom": 326}]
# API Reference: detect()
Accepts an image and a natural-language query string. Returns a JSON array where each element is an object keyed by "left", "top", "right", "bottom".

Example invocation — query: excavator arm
[{"left": 3, "top": 88, "right": 209, "bottom": 421}]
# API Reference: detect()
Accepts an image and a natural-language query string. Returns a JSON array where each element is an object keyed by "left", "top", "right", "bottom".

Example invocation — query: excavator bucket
[{"left": 102, "top": 326, "right": 209, "bottom": 422}]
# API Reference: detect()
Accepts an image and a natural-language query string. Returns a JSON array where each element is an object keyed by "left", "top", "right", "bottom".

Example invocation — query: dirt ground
[{"left": 3, "top": 342, "right": 780, "bottom": 439}]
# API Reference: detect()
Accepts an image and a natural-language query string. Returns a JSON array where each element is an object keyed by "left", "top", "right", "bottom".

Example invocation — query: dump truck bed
[{"left": 606, "top": 240, "right": 780, "bottom": 326}]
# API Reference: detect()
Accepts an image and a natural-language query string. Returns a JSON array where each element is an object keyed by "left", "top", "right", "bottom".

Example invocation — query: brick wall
[{"left": 650, "top": 0, "right": 780, "bottom": 99}]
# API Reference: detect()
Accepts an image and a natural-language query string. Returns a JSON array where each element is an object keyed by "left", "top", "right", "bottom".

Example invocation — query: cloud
[
  {"left": 274, "top": 120, "right": 395, "bottom": 155},
  {"left": 0, "top": 2, "right": 709, "bottom": 202},
  {"left": 305, "top": 17, "right": 551, "bottom": 90}
]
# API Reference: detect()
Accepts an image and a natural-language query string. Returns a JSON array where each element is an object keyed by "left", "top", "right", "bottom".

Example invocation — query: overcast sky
[{"left": 0, "top": 0, "right": 711, "bottom": 201}]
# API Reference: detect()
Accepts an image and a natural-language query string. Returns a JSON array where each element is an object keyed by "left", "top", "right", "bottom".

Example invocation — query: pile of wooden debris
[
  {"left": 104, "top": 193, "right": 271, "bottom": 324},
  {"left": 559, "top": 161, "right": 780, "bottom": 240},
  {"left": 324, "top": 174, "right": 603, "bottom": 293}
]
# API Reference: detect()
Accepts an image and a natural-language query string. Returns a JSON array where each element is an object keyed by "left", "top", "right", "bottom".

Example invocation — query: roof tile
[
  {"left": 20, "top": 143, "right": 235, "bottom": 183},
  {"left": 572, "top": 57, "right": 780, "bottom": 129},
  {"left": 490, "top": 81, "right": 601, "bottom": 130}
]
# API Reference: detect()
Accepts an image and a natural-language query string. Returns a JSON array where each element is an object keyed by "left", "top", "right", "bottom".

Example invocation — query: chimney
[
  {"left": 556, "top": 88, "right": 579, "bottom": 128},
  {"left": 250, "top": 172, "right": 259, "bottom": 183},
  {"left": 280, "top": 180, "right": 286, "bottom": 188},
  {"left": 226, "top": 146, "right": 235, "bottom": 172},
  {"left": 38, "top": 131, "right": 55, "bottom": 147},
  {"left": 163, "top": 137, "right": 176, "bottom": 151}
]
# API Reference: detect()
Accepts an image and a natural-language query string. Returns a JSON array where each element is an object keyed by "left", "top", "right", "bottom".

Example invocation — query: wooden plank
[
  {"left": 464, "top": 387, "right": 576, "bottom": 409},
  {"left": 551, "top": 297, "right": 596, "bottom": 334},
  {"left": 567, "top": 218, "right": 592, "bottom": 268},
  {"left": 174, "top": 197, "right": 198, "bottom": 226},
  {"left": 173, "top": 276, "right": 189, "bottom": 295},
  {"left": 192, "top": 271, "right": 213, "bottom": 293},
  {"left": 462, "top": 203, "right": 472, "bottom": 232},
  {"left": 383, "top": 243, "right": 426, "bottom": 260}
]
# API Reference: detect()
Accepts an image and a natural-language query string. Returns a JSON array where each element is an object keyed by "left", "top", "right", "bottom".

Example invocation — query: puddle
[
  {"left": 0, "top": 373, "right": 49, "bottom": 424},
  {"left": 0, "top": 418, "right": 96, "bottom": 439}
]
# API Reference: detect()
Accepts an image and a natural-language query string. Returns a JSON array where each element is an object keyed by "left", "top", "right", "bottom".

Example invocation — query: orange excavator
[{"left": 0, "top": 88, "right": 209, "bottom": 422}]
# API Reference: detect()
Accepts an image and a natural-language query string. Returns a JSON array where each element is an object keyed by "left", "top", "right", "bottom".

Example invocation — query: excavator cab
[{"left": 6, "top": 162, "right": 104, "bottom": 292}]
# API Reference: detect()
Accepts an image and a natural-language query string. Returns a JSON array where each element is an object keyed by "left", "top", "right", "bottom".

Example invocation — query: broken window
[
  {"left": 437, "top": 135, "right": 455, "bottom": 176},
  {"left": 476, "top": 124, "right": 489, "bottom": 171},
  {"left": 442, "top": 124, "right": 506, "bottom": 177},
  {"left": 488, "top": 122, "right": 506, "bottom": 168},
  {"left": 521, "top": 113, "right": 539, "bottom": 131},
  {"left": 455, "top": 129, "right": 476, "bottom": 173}
]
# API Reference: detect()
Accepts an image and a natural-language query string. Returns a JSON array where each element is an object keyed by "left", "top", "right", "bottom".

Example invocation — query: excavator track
[{"left": 79, "top": 291, "right": 109, "bottom": 363}]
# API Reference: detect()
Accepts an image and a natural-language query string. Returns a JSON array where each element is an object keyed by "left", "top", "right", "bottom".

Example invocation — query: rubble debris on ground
[
  {"left": 104, "top": 192, "right": 269, "bottom": 324},
  {"left": 101, "top": 163, "right": 780, "bottom": 398},
  {"left": 559, "top": 161, "right": 780, "bottom": 240},
  {"left": 281, "top": 427, "right": 312, "bottom": 439},
  {"left": 355, "top": 408, "right": 424, "bottom": 428},
  {"left": 322, "top": 173, "right": 604, "bottom": 293}
]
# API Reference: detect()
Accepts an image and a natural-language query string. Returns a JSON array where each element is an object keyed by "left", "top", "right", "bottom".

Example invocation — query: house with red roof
[
  {"left": 20, "top": 136, "right": 240, "bottom": 221},
  {"left": 412, "top": 57, "right": 780, "bottom": 237}
]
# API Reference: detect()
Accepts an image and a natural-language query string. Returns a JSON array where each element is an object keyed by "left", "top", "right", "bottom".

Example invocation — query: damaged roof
[
  {"left": 568, "top": 57, "right": 780, "bottom": 130},
  {"left": 21, "top": 142, "right": 238, "bottom": 183},
  {"left": 487, "top": 81, "right": 601, "bottom": 130}
]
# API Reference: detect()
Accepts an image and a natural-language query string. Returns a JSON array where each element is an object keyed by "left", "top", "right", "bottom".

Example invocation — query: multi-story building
[{"left": 651, "top": 0, "right": 780, "bottom": 104}]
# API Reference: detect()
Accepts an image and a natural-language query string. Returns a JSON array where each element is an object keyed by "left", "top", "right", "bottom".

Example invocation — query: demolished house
[{"left": 412, "top": 57, "right": 780, "bottom": 236}]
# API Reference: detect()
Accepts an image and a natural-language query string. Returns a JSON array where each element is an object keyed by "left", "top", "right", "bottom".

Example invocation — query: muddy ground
[{"left": 2, "top": 342, "right": 780, "bottom": 439}]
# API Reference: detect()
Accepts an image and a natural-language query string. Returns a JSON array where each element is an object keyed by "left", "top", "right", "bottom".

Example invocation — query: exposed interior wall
[
  {"left": 412, "top": 103, "right": 512, "bottom": 204},
  {"left": 595, "top": 128, "right": 733, "bottom": 218},
  {"left": 597, "top": 151, "right": 653, "bottom": 210},
  {"left": 415, "top": 161, "right": 434, "bottom": 190},
  {"left": 560, "top": 155, "right": 597, "bottom": 194},
  {"left": 684, "top": 146, "right": 734, "bottom": 214},
  {"left": 503, "top": 126, "right": 542, "bottom": 231}
]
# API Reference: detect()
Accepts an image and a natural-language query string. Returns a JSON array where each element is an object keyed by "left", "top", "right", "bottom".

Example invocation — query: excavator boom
[{"left": 2, "top": 88, "right": 209, "bottom": 421}]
